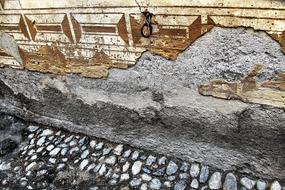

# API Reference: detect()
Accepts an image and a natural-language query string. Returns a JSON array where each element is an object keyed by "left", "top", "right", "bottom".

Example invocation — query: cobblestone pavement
[{"left": 0, "top": 124, "right": 284, "bottom": 190}]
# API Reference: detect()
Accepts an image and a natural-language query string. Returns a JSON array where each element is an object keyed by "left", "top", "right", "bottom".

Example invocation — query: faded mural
[{"left": 0, "top": 0, "right": 284, "bottom": 107}]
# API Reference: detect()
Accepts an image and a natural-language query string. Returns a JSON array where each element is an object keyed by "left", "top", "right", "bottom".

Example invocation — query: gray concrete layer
[{"left": 0, "top": 27, "right": 284, "bottom": 180}]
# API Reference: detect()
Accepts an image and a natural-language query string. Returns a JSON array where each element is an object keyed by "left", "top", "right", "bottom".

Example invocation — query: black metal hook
[{"left": 141, "top": 11, "right": 153, "bottom": 38}]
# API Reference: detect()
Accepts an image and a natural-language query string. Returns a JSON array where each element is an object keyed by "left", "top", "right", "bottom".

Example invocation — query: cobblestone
[{"left": 0, "top": 124, "right": 283, "bottom": 190}]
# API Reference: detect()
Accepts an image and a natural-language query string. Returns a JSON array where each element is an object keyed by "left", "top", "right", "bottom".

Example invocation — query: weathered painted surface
[
  {"left": 0, "top": 0, "right": 285, "bottom": 75},
  {"left": 198, "top": 64, "right": 285, "bottom": 108}
]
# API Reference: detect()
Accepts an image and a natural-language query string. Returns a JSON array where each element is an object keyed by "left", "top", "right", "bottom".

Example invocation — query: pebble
[
  {"left": 141, "top": 173, "right": 152, "bottom": 181},
  {"left": 64, "top": 135, "right": 74, "bottom": 143},
  {"left": 256, "top": 180, "right": 267, "bottom": 190},
  {"left": 191, "top": 179, "right": 199, "bottom": 189},
  {"left": 25, "top": 162, "right": 37, "bottom": 171},
  {"left": 132, "top": 161, "right": 143, "bottom": 175},
  {"left": 174, "top": 180, "right": 187, "bottom": 190},
  {"left": 113, "top": 144, "right": 123, "bottom": 155},
  {"left": 37, "top": 136, "right": 46, "bottom": 146},
  {"left": 40, "top": 129, "right": 54, "bottom": 136},
  {"left": 271, "top": 181, "right": 282, "bottom": 190},
  {"left": 131, "top": 151, "right": 140, "bottom": 160},
  {"left": 57, "top": 163, "right": 65, "bottom": 170},
  {"left": 153, "top": 167, "right": 165, "bottom": 176},
  {"left": 209, "top": 172, "right": 222, "bottom": 189},
  {"left": 190, "top": 163, "right": 200, "bottom": 178},
  {"left": 146, "top": 155, "right": 156, "bottom": 166},
  {"left": 61, "top": 148, "right": 68, "bottom": 156},
  {"left": 130, "top": 178, "right": 142, "bottom": 187},
  {"left": 103, "top": 148, "right": 112, "bottom": 155},
  {"left": 81, "top": 149, "right": 89, "bottom": 159},
  {"left": 46, "top": 144, "right": 55, "bottom": 151},
  {"left": 223, "top": 173, "right": 237, "bottom": 190},
  {"left": 122, "top": 162, "right": 130, "bottom": 172},
  {"left": 140, "top": 183, "right": 148, "bottom": 190},
  {"left": 49, "top": 158, "right": 56, "bottom": 164},
  {"left": 69, "top": 147, "right": 79, "bottom": 155},
  {"left": 150, "top": 178, "right": 162, "bottom": 190},
  {"left": 180, "top": 162, "right": 189, "bottom": 172},
  {"left": 120, "top": 173, "right": 130, "bottom": 181},
  {"left": 98, "top": 164, "right": 107, "bottom": 176},
  {"left": 49, "top": 147, "right": 61, "bottom": 157},
  {"left": 105, "top": 156, "right": 117, "bottom": 165},
  {"left": 123, "top": 150, "right": 132, "bottom": 158},
  {"left": 90, "top": 140, "right": 96, "bottom": 148},
  {"left": 28, "top": 125, "right": 39, "bottom": 132},
  {"left": 166, "top": 161, "right": 178, "bottom": 175},
  {"left": 199, "top": 165, "right": 209, "bottom": 183},
  {"left": 80, "top": 159, "right": 89, "bottom": 170},
  {"left": 87, "top": 163, "right": 96, "bottom": 172},
  {"left": 179, "top": 173, "right": 189, "bottom": 179},
  {"left": 240, "top": 177, "right": 256, "bottom": 190},
  {"left": 95, "top": 142, "right": 104, "bottom": 150}
]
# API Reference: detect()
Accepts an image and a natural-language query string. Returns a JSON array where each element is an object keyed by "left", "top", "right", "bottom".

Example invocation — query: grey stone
[
  {"left": 140, "top": 183, "right": 148, "bottom": 190},
  {"left": 143, "top": 167, "right": 151, "bottom": 174},
  {"left": 190, "top": 163, "right": 200, "bottom": 178},
  {"left": 49, "top": 158, "right": 56, "bottom": 164},
  {"left": 90, "top": 140, "right": 96, "bottom": 148},
  {"left": 40, "top": 129, "right": 53, "bottom": 136},
  {"left": 223, "top": 173, "right": 237, "bottom": 190},
  {"left": 180, "top": 162, "right": 189, "bottom": 172},
  {"left": 150, "top": 178, "right": 161, "bottom": 190},
  {"left": 271, "top": 181, "right": 282, "bottom": 190},
  {"left": 132, "top": 161, "right": 143, "bottom": 175},
  {"left": 25, "top": 162, "right": 37, "bottom": 171},
  {"left": 120, "top": 173, "right": 130, "bottom": 181},
  {"left": 95, "top": 142, "right": 104, "bottom": 150},
  {"left": 46, "top": 144, "right": 55, "bottom": 151},
  {"left": 153, "top": 167, "right": 165, "bottom": 176},
  {"left": 174, "top": 180, "right": 187, "bottom": 190},
  {"left": 37, "top": 137, "right": 46, "bottom": 146},
  {"left": 256, "top": 180, "right": 267, "bottom": 190},
  {"left": 113, "top": 144, "right": 124, "bottom": 155},
  {"left": 105, "top": 156, "right": 117, "bottom": 165},
  {"left": 209, "top": 172, "right": 222, "bottom": 189},
  {"left": 49, "top": 147, "right": 61, "bottom": 157},
  {"left": 164, "top": 181, "right": 172, "bottom": 188},
  {"left": 166, "top": 161, "right": 178, "bottom": 175},
  {"left": 130, "top": 178, "right": 142, "bottom": 187},
  {"left": 131, "top": 151, "right": 140, "bottom": 160},
  {"left": 241, "top": 177, "right": 256, "bottom": 190},
  {"left": 28, "top": 126, "right": 39, "bottom": 132},
  {"left": 123, "top": 150, "right": 132, "bottom": 158},
  {"left": 81, "top": 149, "right": 89, "bottom": 159},
  {"left": 179, "top": 173, "right": 189, "bottom": 179},
  {"left": 191, "top": 179, "right": 199, "bottom": 189},
  {"left": 98, "top": 164, "right": 107, "bottom": 176},
  {"left": 87, "top": 163, "right": 96, "bottom": 172},
  {"left": 199, "top": 165, "right": 209, "bottom": 183},
  {"left": 122, "top": 162, "right": 130, "bottom": 172},
  {"left": 102, "top": 148, "right": 112, "bottom": 155},
  {"left": 79, "top": 159, "right": 89, "bottom": 170},
  {"left": 141, "top": 173, "right": 152, "bottom": 181},
  {"left": 146, "top": 155, "right": 156, "bottom": 166}
]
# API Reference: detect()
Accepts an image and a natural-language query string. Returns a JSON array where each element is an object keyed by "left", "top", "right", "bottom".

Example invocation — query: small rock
[
  {"left": 223, "top": 173, "right": 237, "bottom": 190},
  {"left": 26, "top": 162, "right": 37, "bottom": 171},
  {"left": 168, "top": 175, "right": 176, "bottom": 181},
  {"left": 113, "top": 144, "right": 124, "bottom": 155},
  {"left": 158, "top": 156, "right": 167, "bottom": 165},
  {"left": 141, "top": 173, "right": 152, "bottom": 181},
  {"left": 109, "top": 179, "right": 118, "bottom": 185},
  {"left": 40, "top": 129, "right": 53, "bottom": 136},
  {"left": 153, "top": 167, "right": 165, "bottom": 176},
  {"left": 87, "top": 163, "right": 96, "bottom": 172},
  {"left": 69, "top": 140, "right": 77, "bottom": 146},
  {"left": 146, "top": 155, "right": 156, "bottom": 166},
  {"left": 90, "top": 140, "right": 96, "bottom": 148},
  {"left": 164, "top": 181, "right": 172, "bottom": 188},
  {"left": 95, "top": 142, "right": 104, "bottom": 150},
  {"left": 49, "top": 158, "right": 56, "bottom": 164},
  {"left": 256, "top": 180, "right": 267, "bottom": 190},
  {"left": 199, "top": 165, "right": 209, "bottom": 183},
  {"left": 105, "top": 156, "right": 117, "bottom": 165},
  {"left": 122, "top": 162, "right": 130, "bottom": 172},
  {"left": 141, "top": 183, "right": 148, "bottom": 190},
  {"left": 150, "top": 178, "right": 161, "bottom": 190},
  {"left": 28, "top": 125, "right": 39, "bottom": 132},
  {"left": 180, "top": 162, "right": 189, "bottom": 172},
  {"left": 61, "top": 148, "right": 68, "bottom": 156},
  {"left": 81, "top": 149, "right": 89, "bottom": 159},
  {"left": 120, "top": 173, "right": 130, "bottom": 181},
  {"left": 103, "top": 148, "right": 112, "bottom": 155},
  {"left": 80, "top": 159, "right": 89, "bottom": 170},
  {"left": 130, "top": 178, "right": 142, "bottom": 187},
  {"left": 179, "top": 173, "right": 189, "bottom": 179},
  {"left": 46, "top": 144, "right": 55, "bottom": 151},
  {"left": 190, "top": 163, "right": 200, "bottom": 178},
  {"left": 69, "top": 147, "right": 79, "bottom": 155},
  {"left": 131, "top": 151, "right": 140, "bottom": 160},
  {"left": 191, "top": 179, "right": 199, "bottom": 189},
  {"left": 64, "top": 135, "right": 74, "bottom": 143},
  {"left": 209, "top": 172, "right": 222, "bottom": 189},
  {"left": 271, "top": 181, "right": 282, "bottom": 190},
  {"left": 174, "top": 180, "right": 187, "bottom": 190},
  {"left": 49, "top": 147, "right": 61, "bottom": 157},
  {"left": 240, "top": 177, "right": 256, "bottom": 190},
  {"left": 30, "top": 155, "right": 37, "bottom": 161},
  {"left": 37, "top": 137, "right": 46, "bottom": 146},
  {"left": 57, "top": 163, "right": 65, "bottom": 170},
  {"left": 142, "top": 167, "right": 151, "bottom": 174},
  {"left": 98, "top": 164, "right": 106, "bottom": 176},
  {"left": 132, "top": 161, "right": 143, "bottom": 175},
  {"left": 166, "top": 161, "right": 178, "bottom": 175},
  {"left": 123, "top": 149, "right": 132, "bottom": 158}
]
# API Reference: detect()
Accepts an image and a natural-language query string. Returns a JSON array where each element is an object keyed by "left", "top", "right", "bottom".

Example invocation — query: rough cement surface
[{"left": 0, "top": 27, "right": 284, "bottom": 180}]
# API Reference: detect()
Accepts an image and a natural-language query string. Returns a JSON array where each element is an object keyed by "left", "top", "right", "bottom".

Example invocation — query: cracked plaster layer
[{"left": 0, "top": 27, "right": 284, "bottom": 180}]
